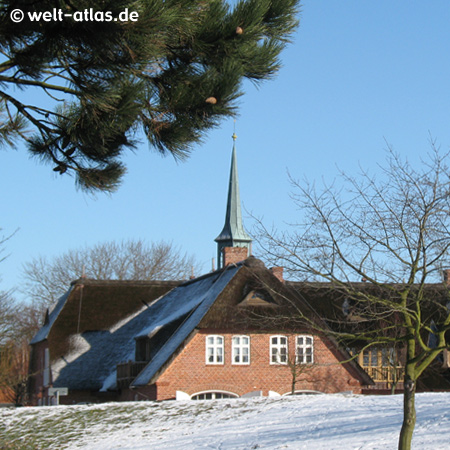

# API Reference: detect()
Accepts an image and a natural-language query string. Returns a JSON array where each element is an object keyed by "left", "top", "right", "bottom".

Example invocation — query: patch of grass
[{"left": 0, "top": 397, "right": 277, "bottom": 449}]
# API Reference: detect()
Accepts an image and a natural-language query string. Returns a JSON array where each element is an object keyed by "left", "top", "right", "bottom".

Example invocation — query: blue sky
[{"left": 2, "top": 1, "right": 450, "bottom": 300}]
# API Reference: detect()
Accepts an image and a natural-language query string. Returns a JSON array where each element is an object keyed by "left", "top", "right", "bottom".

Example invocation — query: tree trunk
[
  {"left": 398, "top": 374, "right": 416, "bottom": 450},
  {"left": 390, "top": 380, "right": 397, "bottom": 395},
  {"left": 390, "top": 368, "right": 399, "bottom": 395},
  {"left": 291, "top": 374, "right": 296, "bottom": 395}
]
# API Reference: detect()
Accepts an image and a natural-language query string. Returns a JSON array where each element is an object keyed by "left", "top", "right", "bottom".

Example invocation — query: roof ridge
[{"left": 70, "top": 279, "right": 183, "bottom": 287}]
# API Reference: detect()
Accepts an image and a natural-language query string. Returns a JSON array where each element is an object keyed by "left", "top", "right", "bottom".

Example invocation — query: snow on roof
[
  {"left": 53, "top": 265, "right": 241, "bottom": 391},
  {"left": 52, "top": 334, "right": 91, "bottom": 382},
  {"left": 30, "top": 287, "right": 73, "bottom": 345},
  {"left": 132, "top": 265, "right": 240, "bottom": 386}
]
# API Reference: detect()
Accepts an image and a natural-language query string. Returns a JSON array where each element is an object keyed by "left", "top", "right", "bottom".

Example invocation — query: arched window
[
  {"left": 232, "top": 335, "right": 250, "bottom": 364},
  {"left": 206, "top": 335, "right": 224, "bottom": 364},
  {"left": 191, "top": 391, "right": 239, "bottom": 400}
]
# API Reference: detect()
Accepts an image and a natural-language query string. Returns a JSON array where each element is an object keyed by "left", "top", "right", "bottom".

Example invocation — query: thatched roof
[
  {"left": 36, "top": 259, "right": 420, "bottom": 392},
  {"left": 132, "top": 264, "right": 242, "bottom": 386},
  {"left": 285, "top": 280, "right": 450, "bottom": 344},
  {"left": 31, "top": 279, "right": 181, "bottom": 389}
]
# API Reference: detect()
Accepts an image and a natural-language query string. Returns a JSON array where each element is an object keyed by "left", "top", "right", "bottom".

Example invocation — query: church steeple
[{"left": 215, "top": 133, "right": 252, "bottom": 269}]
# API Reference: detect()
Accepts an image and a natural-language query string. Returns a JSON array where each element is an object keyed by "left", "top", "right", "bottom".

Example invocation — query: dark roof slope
[
  {"left": 51, "top": 266, "right": 241, "bottom": 390},
  {"left": 286, "top": 281, "right": 450, "bottom": 341},
  {"left": 42, "top": 279, "right": 181, "bottom": 361},
  {"left": 30, "top": 288, "right": 73, "bottom": 345},
  {"left": 132, "top": 264, "right": 241, "bottom": 386}
]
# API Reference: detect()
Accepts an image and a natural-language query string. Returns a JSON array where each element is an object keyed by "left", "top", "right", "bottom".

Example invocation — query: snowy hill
[{"left": 1, "top": 393, "right": 450, "bottom": 449}]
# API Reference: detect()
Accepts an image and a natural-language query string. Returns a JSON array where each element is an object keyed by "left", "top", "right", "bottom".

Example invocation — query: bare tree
[
  {"left": 0, "top": 228, "right": 21, "bottom": 345},
  {"left": 0, "top": 291, "right": 17, "bottom": 346},
  {"left": 22, "top": 239, "right": 200, "bottom": 308},
  {"left": 0, "top": 228, "right": 13, "bottom": 264},
  {"left": 285, "top": 350, "right": 327, "bottom": 395},
  {"left": 0, "top": 228, "right": 33, "bottom": 405},
  {"left": 0, "top": 339, "right": 29, "bottom": 405},
  {"left": 255, "top": 143, "right": 450, "bottom": 450},
  {"left": 0, "top": 297, "right": 50, "bottom": 405}
]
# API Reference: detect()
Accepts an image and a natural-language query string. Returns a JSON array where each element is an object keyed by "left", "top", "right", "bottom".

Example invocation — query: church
[{"left": 27, "top": 135, "right": 450, "bottom": 405}]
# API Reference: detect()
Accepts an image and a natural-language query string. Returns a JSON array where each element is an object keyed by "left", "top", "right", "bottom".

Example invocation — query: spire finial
[
  {"left": 215, "top": 122, "right": 252, "bottom": 269},
  {"left": 232, "top": 120, "right": 237, "bottom": 141}
]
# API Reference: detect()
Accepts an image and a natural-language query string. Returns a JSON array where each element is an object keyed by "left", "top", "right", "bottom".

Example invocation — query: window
[
  {"left": 192, "top": 391, "right": 238, "bottom": 400},
  {"left": 362, "top": 348, "right": 378, "bottom": 367},
  {"left": 296, "top": 335, "right": 314, "bottom": 364},
  {"left": 135, "top": 337, "right": 151, "bottom": 362},
  {"left": 206, "top": 335, "right": 224, "bottom": 364},
  {"left": 360, "top": 347, "right": 403, "bottom": 383},
  {"left": 270, "top": 335, "right": 288, "bottom": 364},
  {"left": 381, "top": 348, "right": 395, "bottom": 368},
  {"left": 232, "top": 336, "right": 250, "bottom": 364},
  {"left": 43, "top": 348, "right": 50, "bottom": 386}
]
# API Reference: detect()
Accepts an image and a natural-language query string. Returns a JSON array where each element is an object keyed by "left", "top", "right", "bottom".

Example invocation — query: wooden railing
[
  {"left": 116, "top": 361, "right": 148, "bottom": 389},
  {"left": 364, "top": 366, "right": 404, "bottom": 383}
]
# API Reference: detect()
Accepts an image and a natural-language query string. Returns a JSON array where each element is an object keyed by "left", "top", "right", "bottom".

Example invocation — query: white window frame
[
  {"left": 296, "top": 335, "right": 314, "bottom": 364},
  {"left": 232, "top": 335, "right": 250, "bottom": 365},
  {"left": 206, "top": 335, "right": 224, "bottom": 365},
  {"left": 270, "top": 335, "right": 288, "bottom": 365},
  {"left": 191, "top": 391, "right": 239, "bottom": 400}
]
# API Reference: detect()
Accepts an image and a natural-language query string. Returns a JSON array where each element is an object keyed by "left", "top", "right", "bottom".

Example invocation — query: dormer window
[
  {"left": 135, "top": 337, "right": 151, "bottom": 362},
  {"left": 342, "top": 298, "right": 350, "bottom": 317}
]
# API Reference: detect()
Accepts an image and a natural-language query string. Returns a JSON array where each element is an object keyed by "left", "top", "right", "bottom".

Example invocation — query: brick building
[
  {"left": 28, "top": 255, "right": 374, "bottom": 405},
  {"left": 27, "top": 135, "right": 450, "bottom": 405}
]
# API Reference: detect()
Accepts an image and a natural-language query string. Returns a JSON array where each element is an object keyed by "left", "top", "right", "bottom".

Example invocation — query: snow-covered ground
[{"left": 1, "top": 393, "right": 450, "bottom": 449}]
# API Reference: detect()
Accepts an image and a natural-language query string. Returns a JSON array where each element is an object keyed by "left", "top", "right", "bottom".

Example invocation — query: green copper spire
[{"left": 215, "top": 133, "right": 252, "bottom": 268}]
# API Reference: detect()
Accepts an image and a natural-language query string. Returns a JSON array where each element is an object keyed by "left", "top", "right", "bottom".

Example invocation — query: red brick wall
[
  {"left": 444, "top": 269, "right": 450, "bottom": 285},
  {"left": 155, "top": 330, "right": 363, "bottom": 400},
  {"left": 223, "top": 247, "right": 248, "bottom": 266},
  {"left": 270, "top": 267, "right": 284, "bottom": 282}
]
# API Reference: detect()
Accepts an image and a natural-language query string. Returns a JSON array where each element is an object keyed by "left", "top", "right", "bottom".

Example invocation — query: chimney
[
  {"left": 270, "top": 267, "right": 284, "bottom": 282},
  {"left": 443, "top": 269, "right": 450, "bottom": 286},
  {"left": 223, "top": 247, "right": 248, "bottom": 267}
]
